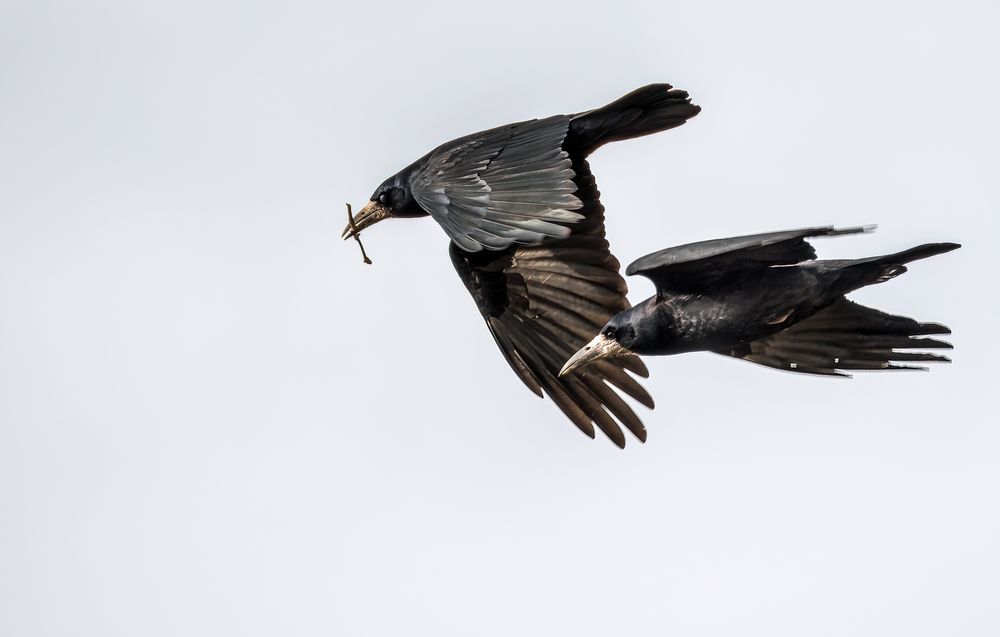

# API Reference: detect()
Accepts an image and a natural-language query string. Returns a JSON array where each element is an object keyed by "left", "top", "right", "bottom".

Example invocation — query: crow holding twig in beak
[{"left": 345, "top": 84, "right": 700, "bottom": 446}]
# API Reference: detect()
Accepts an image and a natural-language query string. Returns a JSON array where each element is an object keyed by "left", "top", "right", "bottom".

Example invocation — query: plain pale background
[{"left": 2, "top": 1, "right": 998, "bottom": 635}]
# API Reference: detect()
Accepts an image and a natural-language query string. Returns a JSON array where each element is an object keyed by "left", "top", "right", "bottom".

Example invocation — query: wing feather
[
  {"left": 626, "top": 226, "right": 873, "bottom": 294},
  {"left": 413, "top": 116, "right": 585, "bottom": 252},
  {"left": 450, "top": 159, "right": 652, "bottom": 447},
  {"left": 721, "top": 298, "right": 953, "bottom": 376}
]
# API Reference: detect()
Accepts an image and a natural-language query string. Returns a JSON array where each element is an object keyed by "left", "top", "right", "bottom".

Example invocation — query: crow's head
[
  {"left": 342, "top": 172, "right": 427, "bottom": 240},
  {"left": 559, "top": 315, "right": 641, "bottom": 377}
]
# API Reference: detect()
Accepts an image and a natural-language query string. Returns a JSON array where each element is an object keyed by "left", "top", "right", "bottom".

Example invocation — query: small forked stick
[{"left": 346, "top": 203, "right": 372, "bottom": 265}]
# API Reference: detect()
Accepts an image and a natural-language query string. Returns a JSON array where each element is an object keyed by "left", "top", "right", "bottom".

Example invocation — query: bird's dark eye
[{"left": 378, "top": 192, "right": 389, "bottom": 205}]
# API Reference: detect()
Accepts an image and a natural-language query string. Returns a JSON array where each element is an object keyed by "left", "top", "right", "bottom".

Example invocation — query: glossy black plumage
[
  {"left": 570, "top": 227, "right": 959, "bottom": 377},
  {"left": 350, "top": 84, "right": 701, "bottom": 446},
  {"left": 451, "top": 157, "right": 653, "bottom": 447}
]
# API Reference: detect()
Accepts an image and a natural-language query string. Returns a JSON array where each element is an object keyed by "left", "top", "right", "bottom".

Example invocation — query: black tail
[
  {"left": 875, "top": 242, "right": 962, "bottom": 272},
  {"left": 722, "top": 298, "right": 953, "bottom": 376},
  {"left": 822, "top": 241, "right": 961, "bottom": 292},
  {"left": 567, "top": 84, "right": 701, "bottom": 156}
]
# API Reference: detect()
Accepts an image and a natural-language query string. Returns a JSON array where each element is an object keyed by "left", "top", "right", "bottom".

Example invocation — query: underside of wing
[
  {"left": 412, "top": 116, "right": 585, "bottom": 252},
  {"left": 626, "top": 226, "right": 872, "bottom": 294},
  {"left": 720, "top": 298, "right": 953, "bottom": 376},
  {"left": 449, "top": 159, "right": 653, "bottom": 447}
]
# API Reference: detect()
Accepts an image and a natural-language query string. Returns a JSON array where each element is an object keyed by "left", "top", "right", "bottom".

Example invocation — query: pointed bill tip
[{"left": 560, "top": 333, "right": 632, "bottom": 377}]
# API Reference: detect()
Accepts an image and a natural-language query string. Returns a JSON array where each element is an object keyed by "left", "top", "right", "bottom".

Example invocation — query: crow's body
[
  {"left": 624, "top": 268, "right": 829, "bottom": 356},
  {"left": 346, "top": 84, "right": 700, "bottom": 446},
  {"left": 561, "top": 228, "right": 959, "bottom": 377}
]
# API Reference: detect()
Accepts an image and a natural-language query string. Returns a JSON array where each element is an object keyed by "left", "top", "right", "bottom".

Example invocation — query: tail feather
[
  {"left": 721, "top": 298, "right": 953, "bottom": 377},
  {"left": 882, "top": 242, "right": 962, "bottom": 265},
  {"left": 568, "top": 83, "right": 701, "bottom": 155},
  {"left": 822, "top": 241, "right": 960, "bottom": 291},
  {"left": 864, "top": 242, "right": 960, "bottom": 283}
]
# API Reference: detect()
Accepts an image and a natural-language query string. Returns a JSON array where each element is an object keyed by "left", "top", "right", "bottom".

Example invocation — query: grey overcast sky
[{"left": 2, "top": 1, "right": 998, "bottom": 635}]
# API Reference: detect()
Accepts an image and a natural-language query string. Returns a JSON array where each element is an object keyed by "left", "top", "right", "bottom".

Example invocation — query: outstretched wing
[
  {"left": 626, "top": 226, "right": 872, "bottom": 294},
  {"left": 411, "top": 116, "right": 585, "bottom": 253},
  {"left": 450, "top": 159, "right": 653, "bottom": 447},
  {"left": 411, "top": 84, "right": 702, "bottom": 254},
  {"left": 721, "top": 298, "right": 953, "bottom": 376}
]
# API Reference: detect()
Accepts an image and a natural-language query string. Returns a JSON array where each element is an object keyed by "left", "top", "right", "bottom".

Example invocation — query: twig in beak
[{"left": 346, "top": 203, "right": 372, "bottom": 265}]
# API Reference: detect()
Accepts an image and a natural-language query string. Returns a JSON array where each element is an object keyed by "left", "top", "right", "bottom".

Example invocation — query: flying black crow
[
  {"left": 560, "top": 227, "right": 960, "bottom": 378},
  {"left": 344, "top": 84, "right": 701, "bottom": 446}
]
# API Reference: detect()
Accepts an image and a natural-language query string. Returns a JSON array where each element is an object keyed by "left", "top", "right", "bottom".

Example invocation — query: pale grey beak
[
  {"left": 342, "top": 201, "right": 391, "bottom": 239},
  {"left": 559, "top": 333, "right": 632, "bottom": 377}
]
